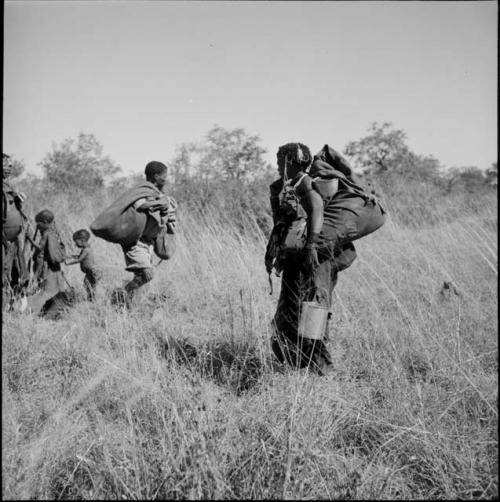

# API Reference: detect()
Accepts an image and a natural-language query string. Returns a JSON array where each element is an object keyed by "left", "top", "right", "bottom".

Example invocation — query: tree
[
  {"left": 344, "top": 122, "right": 410, "bottom": 173},
  {"left": 167, "top": 125, "right": 275, "bottom": 233},
  {"left": 170, "top": 125, "right": 271, "bottom": 182},
  {"left": 7, "top": 156, "right": 26, "bottom": 179},
  {"left": 343, "top": 122, "right": 441, "bottom": 181},
  {"left": 446, "top": 166, "right": 487, "bottom": 192},
  {"left": 39, "top": 133, "right": 121, "bottom": 193}
]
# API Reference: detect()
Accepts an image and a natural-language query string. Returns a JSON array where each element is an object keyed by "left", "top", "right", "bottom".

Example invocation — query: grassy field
[{"left": 2, "top": 190, "right": 498, "bottom": 499}]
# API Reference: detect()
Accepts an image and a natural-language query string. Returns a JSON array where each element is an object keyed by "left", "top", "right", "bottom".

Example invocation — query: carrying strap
[{"left": 292, "top": 173, "right": 308, "bottom": 190}]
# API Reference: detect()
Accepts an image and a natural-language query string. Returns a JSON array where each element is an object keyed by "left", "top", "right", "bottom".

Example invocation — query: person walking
[
  {"left": 266, "top": 142, "right": 358, "bottom": 376},
  {"left": 90, "top": 160, "right": 177, "bottom": 308},
  {"left": 65, "top": 229, "right": 102, "bottom": 301},
  {"left": 27, "top": 209, "right": 67, "bottom": 295}
]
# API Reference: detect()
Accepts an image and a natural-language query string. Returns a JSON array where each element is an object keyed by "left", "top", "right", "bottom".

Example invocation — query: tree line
[{"left": 9, "top": 123, "right": 497, "bottom": 231}]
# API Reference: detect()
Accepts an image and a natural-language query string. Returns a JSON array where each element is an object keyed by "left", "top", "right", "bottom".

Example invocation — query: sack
[
  {"left": 90, "top": 182, "right": 163, "bottom": 246},
  {"left": 313, "top": 145, "right": 355, "bottom": 180},
  {"left": 330, "top": 242, "right": 357, "bottom": 272},
  {"left": 280, "top": 217, "right": 308, "bottom": 254},
  {"left": 309, "top": 145, "right": 386, "bottom": 245},
  {"left": 320, "top": 191, "right": 386, "bottom": 247},
  {"left": 91, "top": 201, "right": 147, "bottom": 246},
  {"left": 47, "top": 228, "right": 67, "bottom": 264},
  {"left": 153, "top": 226, "right": 176, "bottom": 260},
  {"left": 267, "top": 178, "right": 309, "bottom": 257}
]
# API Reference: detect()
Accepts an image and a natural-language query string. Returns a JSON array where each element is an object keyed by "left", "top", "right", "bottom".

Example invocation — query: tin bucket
[{"left": 298, "top": 301, "right": 329, "bottom": 340}]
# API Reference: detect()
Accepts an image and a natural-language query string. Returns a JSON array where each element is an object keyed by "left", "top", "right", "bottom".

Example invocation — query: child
[
  {"left": 65, "top": 229, "right": 102, "bottom": 301},
  {"left": 27, "top": 209, "right": 67, "bottom": 295}
]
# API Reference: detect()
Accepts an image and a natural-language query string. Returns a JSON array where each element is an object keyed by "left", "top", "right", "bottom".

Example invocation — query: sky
[{"left": 3, "top": 1, "right": 498, "bottom": 177}]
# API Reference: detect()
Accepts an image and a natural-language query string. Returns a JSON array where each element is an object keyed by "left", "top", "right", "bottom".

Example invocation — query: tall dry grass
[{"left": 2, "top": 185, "right": 497, "bottom": 499}]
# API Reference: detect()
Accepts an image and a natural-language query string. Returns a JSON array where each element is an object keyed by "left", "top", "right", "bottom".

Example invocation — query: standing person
[
  {"left": 65, "top": 229, "right": 102, "bottom": 301},
  {"left": 266, "top": 142, "right": 358, "bottom": 376},
  {"left": 27, "top": 209, "right": 67, "bottom": 295},
  {"left": 2, "top": 153, "right": 29, "bottom": 308}
]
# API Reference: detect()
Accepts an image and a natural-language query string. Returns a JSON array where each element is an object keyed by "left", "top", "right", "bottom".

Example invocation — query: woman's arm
[
  {"left": 295, "top": 175, "right": 322, "bottom": 273},
  {"left": 27, "top": 232, "right": 47, "bottom": 252},
  {"left": 26, "top": 234, "right": 41, "bottom": 251},
  {"left": 296, "top": 176, "right": 323, "bottom": 245}
]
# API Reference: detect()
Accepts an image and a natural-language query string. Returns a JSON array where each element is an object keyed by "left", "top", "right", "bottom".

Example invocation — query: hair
[
  {"left": 276, "top": 142, "right": 312, "bottom": 170},
  {"left": 3, "top": 153, "right": 11, "bottom": 160},
  {"left": 73, "top": 229, "right": 91, "bottom": 242},
  {"left": 145, "top": 161, "right": 168, "bottom": 179},
  {"left": 35, "top": 209, "right": 55, "bottom": 224}
]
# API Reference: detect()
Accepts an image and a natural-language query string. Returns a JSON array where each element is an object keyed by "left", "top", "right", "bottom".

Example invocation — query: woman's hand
[{"left": 303, "top": 243, "right": 319, "bottom": 275}]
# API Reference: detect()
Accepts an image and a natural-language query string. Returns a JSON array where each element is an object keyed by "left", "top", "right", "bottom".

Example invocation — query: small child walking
[{"left": 65, "top": 229, "right": 102, "bottom": 301}]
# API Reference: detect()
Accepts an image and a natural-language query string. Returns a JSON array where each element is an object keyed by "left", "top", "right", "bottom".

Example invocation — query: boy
[
  {"left": 27, "top": 209, "right": 67, "bottom": 295},
  {"left": 91, "top": 160, "right": 176, "bottom": 308},
  {"left": 65, "top": 229, "right": 102, "bottom": 301},
  {"left": 121, "top": 161, "right": 174, "bottom": 306}
]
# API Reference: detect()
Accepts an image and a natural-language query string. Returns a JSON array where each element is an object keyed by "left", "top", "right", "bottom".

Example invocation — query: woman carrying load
[
  {"left": 266, "top": 142, "right": 385, "bottom": 376},
  {"left": 2, "top": 153, "right": 30, "bottom": 309}
]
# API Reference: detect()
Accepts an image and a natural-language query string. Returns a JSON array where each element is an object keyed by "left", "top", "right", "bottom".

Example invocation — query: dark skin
[
  {"left": 125, "top": 170, "right": 169, "bottom": 288},
  {"left": 26, "top": 221, "right": 52, "bottom": 280},
  {"left": 65, "top": 238, "right": 90, "bottom": 265},
  {"left": 135, "top": 171, "right": 170, "bottom": 215},
  {"left": 26, "top": 221, "right": 51, "bottom": 250},
  {"left": 278, "top": 157, "right": 323, "bottom": 273}
]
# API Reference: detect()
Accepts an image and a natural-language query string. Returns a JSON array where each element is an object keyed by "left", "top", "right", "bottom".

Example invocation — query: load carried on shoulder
[
  {"left": 153, "top": 197, "right": 177, "bottom": 260},
  {"left": 265, "top": 144, "right": 386, "bottom": 275},
  {"left": 90, "top": 182, "right": 156, "bottom": 246},
  {"left": 308, "top": 144, "right": 386, "bottom": 250},
  {"left": 90, "top": 181, "right": 177, "bottom": 259}
]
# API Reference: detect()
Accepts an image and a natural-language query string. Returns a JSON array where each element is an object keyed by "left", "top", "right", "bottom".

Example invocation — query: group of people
[
  {"left": 2, "top": 156, "right": 175, "bottom": 313},
  {"left": 2, "top": 154, "right": 103, "bottom": 311},
  {"left": 3, "top": 143, "right": 384, "bottom": 376}
]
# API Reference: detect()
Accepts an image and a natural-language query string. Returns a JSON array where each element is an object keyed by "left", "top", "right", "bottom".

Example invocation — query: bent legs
[
  {"left": 123, "top": 268, "right": 153, "bottom": 307},
  {"left": 120, "top": 240, "right": 155, "bottom": 308}
]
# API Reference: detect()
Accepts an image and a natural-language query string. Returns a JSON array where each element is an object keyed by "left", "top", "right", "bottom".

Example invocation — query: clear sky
[{"left": 3, "top": 1, "right": 498, "bottom": 176}]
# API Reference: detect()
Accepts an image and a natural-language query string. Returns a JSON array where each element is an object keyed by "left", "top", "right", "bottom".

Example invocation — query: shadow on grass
[{"left": 155, "top": 335, "right": 279, "bottom": 396}]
